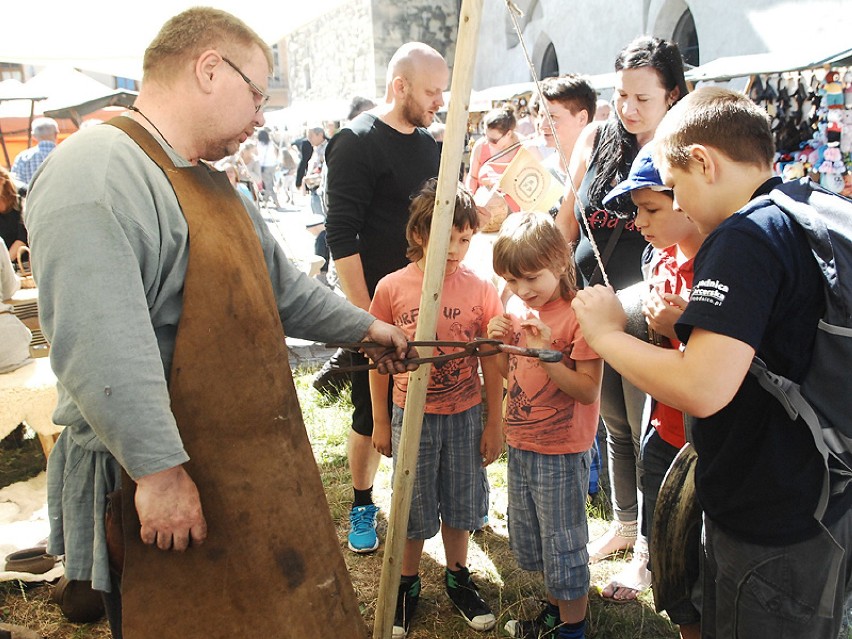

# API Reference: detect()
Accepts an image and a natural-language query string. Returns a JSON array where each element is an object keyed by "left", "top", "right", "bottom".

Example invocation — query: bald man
[{"left": 325, "top": 42, "right": 447, "bottom": 555}]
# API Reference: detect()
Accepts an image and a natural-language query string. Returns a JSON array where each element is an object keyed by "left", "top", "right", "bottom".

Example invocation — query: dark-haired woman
[
  {"left": 555, "top": 36, "right": 688, "bottom": 603},
  {"left": 0, "top": 167, "right": 28, "bottom": 262}
]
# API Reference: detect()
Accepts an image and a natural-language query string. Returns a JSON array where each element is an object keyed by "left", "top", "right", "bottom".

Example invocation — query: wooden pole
[{"left": 372, "top": 1, "right": 483, "bottom": 637}]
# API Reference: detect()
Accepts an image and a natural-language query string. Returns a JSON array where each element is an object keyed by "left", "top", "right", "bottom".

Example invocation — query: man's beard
[{"left": 401, "top": 93, "right": 433, "bottom": 129}]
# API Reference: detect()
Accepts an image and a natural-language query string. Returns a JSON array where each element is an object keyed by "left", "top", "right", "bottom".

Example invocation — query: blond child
[
  {"left": 369, "top": 179, "right": 503, "bottom": 637},
  {"left": 487, "top": 212, "right": 602, "bottom": 639}
]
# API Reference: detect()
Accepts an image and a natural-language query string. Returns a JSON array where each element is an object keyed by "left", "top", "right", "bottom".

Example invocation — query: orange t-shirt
[
  {"left": 370, "top": 263, "right": 503, "bottom": 414},
  {"left": 503, "top": 295, "right": 601, "bottom": 454}
]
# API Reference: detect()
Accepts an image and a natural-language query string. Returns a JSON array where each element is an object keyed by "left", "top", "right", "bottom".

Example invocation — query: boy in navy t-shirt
[{"left": 571, "top": 87, "right": 852, "bottom": 639}]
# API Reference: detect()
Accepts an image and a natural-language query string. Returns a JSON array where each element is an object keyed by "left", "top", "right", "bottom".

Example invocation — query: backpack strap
[{"left": 749, "top": 356, "right": 852, "bottom": 521}]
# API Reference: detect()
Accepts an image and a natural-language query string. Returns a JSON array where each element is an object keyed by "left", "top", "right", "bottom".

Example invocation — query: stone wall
[
  {"left": 286, "top": 0, "right": 461, "bottom": 103},
  {"left": 474, "top": 0, "right": 852, "bottom": 90},
  {"left": 370, "top": 0, "right": 460, "bottom": 96},
  {"left": 286, "top": 0, "right": 376, "bottom": 103}
]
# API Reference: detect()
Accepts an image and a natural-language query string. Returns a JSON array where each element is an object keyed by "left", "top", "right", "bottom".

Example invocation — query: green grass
[
  {"left": 0, "top": 368, "right": 680, "bottom": 639},
  {"left": 294, "top": 368, "right": 679, "bottom": 639}
]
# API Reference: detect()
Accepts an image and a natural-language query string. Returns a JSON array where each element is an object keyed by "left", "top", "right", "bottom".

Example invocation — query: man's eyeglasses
[{"left": 222, "top": 56, "right": 270, "bottom": 114}]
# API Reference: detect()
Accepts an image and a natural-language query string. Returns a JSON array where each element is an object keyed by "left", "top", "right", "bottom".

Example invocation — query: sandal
[
  {"left": 600, "top": 539, "right": 651, "bottom": 603},
  {"left": 587, "top": 520, "right": 637, "bottom": 563}
]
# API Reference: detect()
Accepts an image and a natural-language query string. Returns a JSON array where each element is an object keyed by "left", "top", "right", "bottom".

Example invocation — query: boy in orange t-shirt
[{"left": 369, "top": 180, "right": 503, "bottom": 638}]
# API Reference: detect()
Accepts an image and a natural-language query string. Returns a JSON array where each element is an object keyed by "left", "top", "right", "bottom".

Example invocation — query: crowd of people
[{"left": 3, "top": 6, "right": 851, "bottom": 639}]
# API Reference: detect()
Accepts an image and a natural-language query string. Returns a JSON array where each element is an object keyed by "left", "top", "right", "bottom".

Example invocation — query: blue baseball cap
[{"left": 602, "top": 144, "right": 671, "bottom": 207}]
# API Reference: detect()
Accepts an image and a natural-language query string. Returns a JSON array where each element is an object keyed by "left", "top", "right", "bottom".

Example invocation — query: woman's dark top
[
  {"left": 0, "top": 207, "right": 27, "bottom": 251},
  {"left": 573, "top": 158, "right": 647, "bottom": 291}
]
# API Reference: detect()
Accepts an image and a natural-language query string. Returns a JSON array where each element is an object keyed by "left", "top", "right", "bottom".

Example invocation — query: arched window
[
  {"left": 541, "top": 43, "right": 559, "bottom": 79},
  {"left": 673, "top": 9, "right": 699, "bottom": 67}
]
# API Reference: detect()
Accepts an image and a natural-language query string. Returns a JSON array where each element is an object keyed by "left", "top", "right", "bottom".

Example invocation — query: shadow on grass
[{"left": 315, "top": 440, "right": 678, "bottom": 639}]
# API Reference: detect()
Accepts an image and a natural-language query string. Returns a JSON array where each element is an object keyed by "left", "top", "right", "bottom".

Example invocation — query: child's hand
[
  {"left": 571, "top": 285, "right": 627, "bottom": 349},
  {"left": 480, "top": 419, "right": 504, "bottom": 467},
  {"left": 519, "top": 317, "right": 552, "bottom": 350},
  {"left": 372, "top": 419, "right": 393, "bottom": 458},
  {"left": 643, "top": 290, "right": 688, "bottom": 341},
  {"left": 487, "top": 313, "right": 512, "bottom": 341}
]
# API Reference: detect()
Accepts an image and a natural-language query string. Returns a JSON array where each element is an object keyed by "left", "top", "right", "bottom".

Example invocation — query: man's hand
[
  {"left": 571, "top": 285, "right": 628, "bottom": 350},
  {"left": 135, "top": 465, "right": 207, "bottom": 552},
  {"left": 362, "top": 319, "right": 419, "bottom": 374}
]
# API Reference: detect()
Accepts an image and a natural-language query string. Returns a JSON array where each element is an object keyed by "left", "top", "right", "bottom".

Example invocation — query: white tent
[
  {"left": 263, "top": 98, "right": 354, "bottom": 132},
  {"left": 0, "top": 66, "right": 120, "bottom": 119},
  {"left": 685, "top": 46, "right": 852, "bottom": 83}
]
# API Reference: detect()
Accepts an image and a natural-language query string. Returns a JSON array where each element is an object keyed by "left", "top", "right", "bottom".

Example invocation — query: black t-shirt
[
  {"left": 293, "top": 138, "right": 314, "bottom": 188},
  {"left": 325, "top": 113, "right": 439, "bottom": 296},
  {"left": 574, "top": 158, "right": 648, "bottom": 291},
  {"left": 0, "top": 207, "right": 27, "bottom": 251},
  {"left": 675, "top": 178, "right": 832, "bottom": 545}
]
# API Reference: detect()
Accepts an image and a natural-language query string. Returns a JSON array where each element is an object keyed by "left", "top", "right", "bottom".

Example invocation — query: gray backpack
[{"left": 749, "top": 177, "right": 852, "bottom": 520}]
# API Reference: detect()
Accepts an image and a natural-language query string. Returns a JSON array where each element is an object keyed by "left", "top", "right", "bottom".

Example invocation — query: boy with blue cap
[{"left": 599, "top": 145, "right": 703, "bottom": 638}]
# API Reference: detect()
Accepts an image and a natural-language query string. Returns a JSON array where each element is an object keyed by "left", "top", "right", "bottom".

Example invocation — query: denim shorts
[
  {"left": 391, "top": 404, "right": 488, "bottom": 539},
  {"left": 507, "top": 446, "right": 591, "bottom": 601},
  {"left": 701, "top": 508, "right": 852, "bottom": 639}
]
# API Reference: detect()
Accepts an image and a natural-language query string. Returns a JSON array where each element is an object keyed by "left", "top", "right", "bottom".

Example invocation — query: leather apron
[{"left": 107, "top": 117, "right": 366, "bottom": 638}]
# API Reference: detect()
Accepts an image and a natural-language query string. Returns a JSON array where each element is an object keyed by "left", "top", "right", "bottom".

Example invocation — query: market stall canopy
[
  {"left": 469, "top": 81, "right": 536, "bottom": 111},
  {"left": 685, "top": 46, "right": 852, "bottom": 83},
  {"left": 0, "top": 65, "right": 123, "bottom": 119},
  {"left": 460, "top": 72, "right": 618, "bottom": 113},
  {"left": 263, "top": 98, "right": 356, "bottom": 131},
  {"left": 44, "top": 91, "right": 137, "bottom": 127},
  {"left": 0, "top": 80, "right": 46, "bottom": 104}
]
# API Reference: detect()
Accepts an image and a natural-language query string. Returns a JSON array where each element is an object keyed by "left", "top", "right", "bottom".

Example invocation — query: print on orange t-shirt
[
  {"left": 370, "top": 263, "right": 503, "bottom": 414},
  {"left": 503, "top": 295, "right": 600, "bottom": 455}
]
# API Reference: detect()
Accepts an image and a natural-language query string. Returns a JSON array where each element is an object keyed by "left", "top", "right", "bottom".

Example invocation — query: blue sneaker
[{"left": 348, "top": 504, "right": 379, "bottom": 553}]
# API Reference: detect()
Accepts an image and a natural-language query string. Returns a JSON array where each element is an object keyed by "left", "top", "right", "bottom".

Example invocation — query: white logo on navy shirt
[{"left": 691, "top": 279, "right": 729, "bottom": 306}]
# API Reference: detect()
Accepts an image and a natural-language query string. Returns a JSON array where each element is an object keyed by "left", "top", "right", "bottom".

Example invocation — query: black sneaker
[
  {"left": 393, "top": 576, "right": 421, "bottom": 638},
  {"left": 504, "top": 601, "right": 560, "bottom": 638},
  {"left": 311, "top": 348, "right": 353, "bottom": 398},
  {"left": 445, "top": 566, "right": 496, "bottom": 631}
]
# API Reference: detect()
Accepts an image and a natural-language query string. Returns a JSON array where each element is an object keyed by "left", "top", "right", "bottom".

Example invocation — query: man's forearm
[{"left": 334, "top": 253, "right": 372, "bottom": 311}]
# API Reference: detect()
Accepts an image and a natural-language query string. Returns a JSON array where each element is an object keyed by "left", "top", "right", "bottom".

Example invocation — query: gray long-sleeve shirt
[{"left": 26, "top": 120, "right": 374, "bottom": 589}]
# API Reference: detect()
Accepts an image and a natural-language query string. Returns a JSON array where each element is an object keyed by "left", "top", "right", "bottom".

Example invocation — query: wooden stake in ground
[{"left": 372, "top": 2, "right": 484, "bottom": 638}]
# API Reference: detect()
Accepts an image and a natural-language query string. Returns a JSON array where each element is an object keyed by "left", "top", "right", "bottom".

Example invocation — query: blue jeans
[{"left": 309, "top": 188, "right": 326, "bottom": 217}]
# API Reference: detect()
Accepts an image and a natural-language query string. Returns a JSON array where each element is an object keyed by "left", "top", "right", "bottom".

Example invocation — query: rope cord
[{"left": 504, "top": 0, "right": 610, "bottom": 287}]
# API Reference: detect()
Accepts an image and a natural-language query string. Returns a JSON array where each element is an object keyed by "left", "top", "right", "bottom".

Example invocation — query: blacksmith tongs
[{"left": 325, "top": 338, "right": 563, "bottom": 372}]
